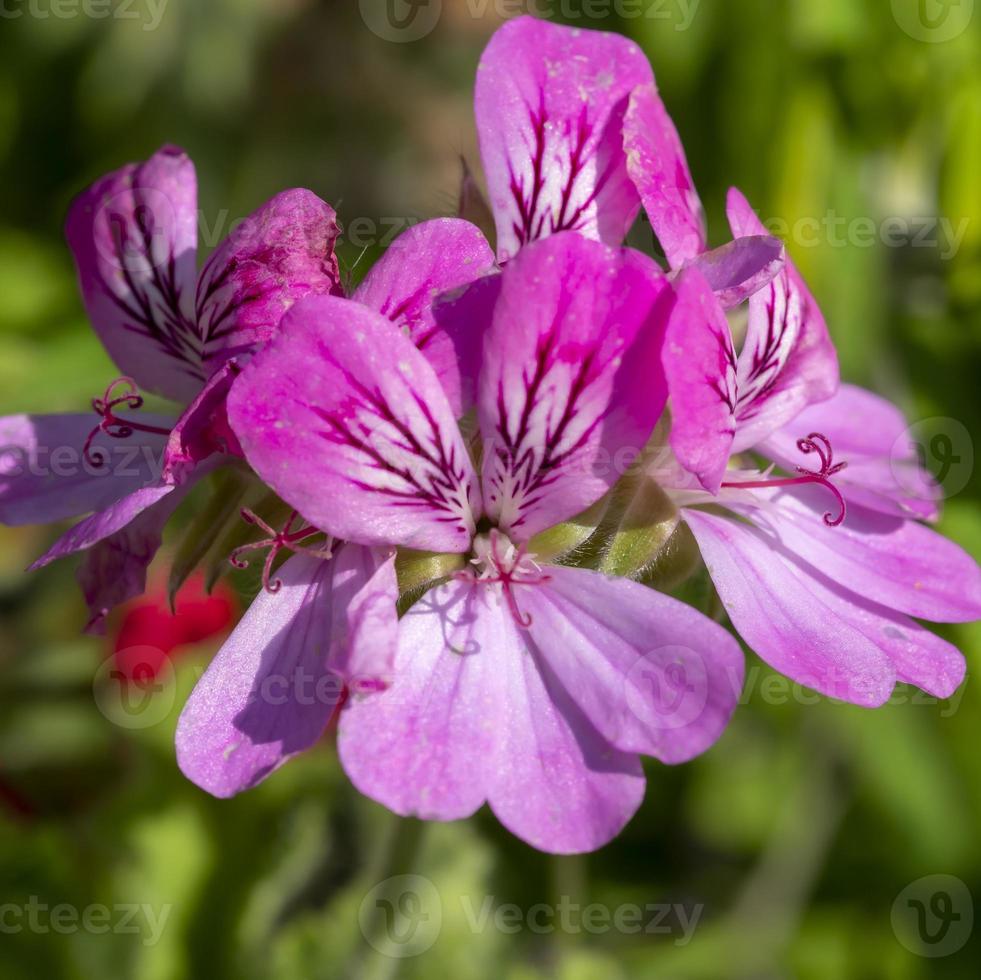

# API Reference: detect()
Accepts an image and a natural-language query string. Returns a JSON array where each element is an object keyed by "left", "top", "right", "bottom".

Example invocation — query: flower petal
[
  {"left": 475, "top": 16, "right": 649, "bottom": 262},
  {"left": 758, "top": 383, "right": 941, "bottom": 521},
  {"left": 196, "top": 188, "right": 343, "bottom": 370},
  {"left": 338, "top": 580, "right": 505, "bottom": 822},
  {"left": 228, "top": 295, "right": 479, "bottom": 552},
  {"left": 663, "top": 267, "right": 737, "bottom": 493},
  {"left": 176, "top": 546, "right": 396, "bottom": 797},
  {"left": 740, "top": 486, "right": 981, "bottom": 623},
  {"left": 685, "top": 508, "right": 892, "bottom": 705},
  {"left": 479, "top": 234, "right": 671, "bottom": 540},
  {"left": 66, "top": 145, "right": 203, "bottom": 402},
  {"left": 76, "top": 490, "right": 185, "bottom": 634},
  {"left": 29, "top": 484, "right": 176, "bottom": 571},
  {"left": 623, "top": 82, "right": 706, "bottom": 267},
  {"left": 684, "top": 508, "right": 967, "bottom": 705},
  {"left": 487, "top": 606, "right": 645, "bottom": 855},
  {"left": 0, "top": 413, "right": 170, "bottom": 526},
  {"left": 353, "top": 218, "right": 497, "bottom": 416},
  {"left": 338, "top": 578, "right": 645, "bottom": 853},
  {"left": 681, "top": 235, "right": 785, "bottom": 309},
  {"left": 726, "top": 188, "right": 839, "bottom": 451},
  {"left": 522, "top": 565, "right": 743, "bottom": 763},
  {"left": 162, "top": 359, "right": 243, "bottom": 484}
]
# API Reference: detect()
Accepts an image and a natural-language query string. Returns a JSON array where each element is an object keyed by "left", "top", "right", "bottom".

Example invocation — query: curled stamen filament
[
  {"left": 83, "top": 377, "right": 173, "bottom": 466},
  {"left": 229, "top": 509, "right": 334, "bottom": 593},
  {"left": 721, "top": 432, "right": 848, "bottom": 527}
]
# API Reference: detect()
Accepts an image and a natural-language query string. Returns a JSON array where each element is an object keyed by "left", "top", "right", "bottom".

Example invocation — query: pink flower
[
  {"left": 0, "top": 145, "right": 343, "bottom": 629},
  {"left": 190, "top": 234, "right": 744, "bottom": 854},
  {"left": 654, "top": 190, "right": 981, "bottom": 706}
]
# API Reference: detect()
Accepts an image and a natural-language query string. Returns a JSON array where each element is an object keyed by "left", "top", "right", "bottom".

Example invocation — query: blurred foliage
[{"left": 0, "top": 0, "right": 979, "bottom": 977}]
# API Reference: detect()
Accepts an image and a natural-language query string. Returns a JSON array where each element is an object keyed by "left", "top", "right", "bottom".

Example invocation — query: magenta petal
[
  {"left": 759, "top": 383, "right": 941, "bottom": 521},
  {"left": 487, "top": 615, "right": 645, "bottom": 856},
  {"left": 743, "top": 486, "right": 981, "bottom": 623},
  {"left": 623, "top": 82, "right": 706, "bottom": 268},
  {"left": 196, "top": 188, "right": 342, "bottom": 370},
  {"left": 478, "top": 235, "right": 671, "bottom": 540},
  {"left": 353, "top": 218, "right": 496, "bottom": 416},
  {"left": 76, "top": 490, "right": 184, "bottom": 634},
  {"left": 227, "top": 295, "right": 479, "bottom": 552},
  {"left": 29, "top": 484, "right": 176, "bottom": 571},
  {"left": 681, "top": 235, "right": 785, "bottom": 309},
  {"left": 523, "top": 566, "right": 743, "bottom": 764},
  {"left": 177, "top": 546, "right": 396, "bottom": 797},
  {"left": 66, "top": 145, "right": 203, "bottom": 402},
  {"left": 162, "top": 360, "right": 243, "bottom": 484},
  {"left": 475, "top": 16, "right": 650, "bottom": 262},
  {"left": 338, "top": 580, "right": 504, "bottom": 822},
  {"left": 684, "top": 508, "right": 968, "bottom": 705},
  {"left": 663, "top": 268, "right": 737, "bottom": 493},
  {"left": 726, "top": 188, "right": 839, "bottom": 450},
  {"left": 0, "top": 413, "right": 170, "bottom": 526},
  {"left": 338, "top": 579, "right": 645, "bottom": 853}
]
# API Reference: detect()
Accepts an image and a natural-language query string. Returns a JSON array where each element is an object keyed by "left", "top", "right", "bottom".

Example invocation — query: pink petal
[
  {"left": 487, "top": 608, "right": 645, "bottom": 855},
  {"left": 523, "top": 565, "right": 743, "bottom": 763},
  {"left": 77, "top": 490, "right": 185, "bottom": 634},
  {"left": 758, "top": 383, "right": 941, "bottom": 521},
  {"left": 475, "top": 16, "right": 650, "bottom": 262},
  {"left": 726, "top": 188, "right": 839, "bottom": 451},
  {"left": 663, "top": 268, "right": 737, "bottom": 493},
  {"left": 338, "top": 580, "right": 505, "bottom": 822},
  {"left": 29, "top": 484, "right": 176, "bottom": 571},
  {"left": 66, "top": 145, "right": 203, "bottom": 402},
  {"left": 227, "top": 295, "right": 479, "bottom": 553},
  {"left": 623, "top": 82, "right": 706, "bottom": 267},
  {"left": 740, "top": 486, "right": 981, "bottom": 623},
  {"left": 176, "top": 547, "right": 396, "bottom": 797},
  {"left": 684, "top": 508, "right": 967, "bottom": 704},
  {"left": 0, "top": 413, "right": 171, "bottom": 526},
  {"left": 353, "top": 218, "right": 496, "bottom": 417},
  {"left": 478, "top": 234, "right": 670, "bottom": 540},
  {"left": 162, "top": 359, "right": 243, "bottom": 484},
  {"left": 196, "top": 188, "right": 343, "bottom": 370},
  {"left": 681, "top": 235, "right": 785, "bottom": 309},
  {"left": 338, "top": 578, "right": 645, "bottom": 853}
]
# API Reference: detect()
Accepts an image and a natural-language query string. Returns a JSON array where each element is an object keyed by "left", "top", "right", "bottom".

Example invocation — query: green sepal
[{"left": 395, "top": 549, "right": 466, "bottom": 616}]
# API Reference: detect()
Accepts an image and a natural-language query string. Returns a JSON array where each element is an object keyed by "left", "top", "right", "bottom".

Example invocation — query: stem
[{"left": 348, "top": 815, "right": 429, "bottom": 980}]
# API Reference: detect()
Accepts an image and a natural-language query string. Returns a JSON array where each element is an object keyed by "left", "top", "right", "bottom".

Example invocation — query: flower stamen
[
  {"left": 83, "top": 377, "right": 173, "bottom": 466},
  {"left": 228, "top": 509, "right": 334, "bottom": 593},
  {"left": 721, "top": 432, "right": 848, "bottom": 526},
  {"left": 458, "top": 529, "right": 551, "bottom": 629}
]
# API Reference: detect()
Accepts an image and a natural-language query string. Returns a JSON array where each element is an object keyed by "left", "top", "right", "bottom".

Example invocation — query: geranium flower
[
  {"left": 173, "top": 214, "right": 497, "bottom": 798},
  {"left": 652, "top": 190, "right": 981, "bottom": 706},
  {"left": 208, "top": 233, "right": 744, "bottom": 854},
  {"left": 474, "top": 16, "right": 783, "bottom": 304},
  {"left": 0, "top": 145, "right": 342, "bottom": 628}
]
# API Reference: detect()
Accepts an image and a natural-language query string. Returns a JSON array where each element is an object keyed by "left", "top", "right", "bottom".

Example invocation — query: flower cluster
[{"left": 3, "top": 17, "right": 978, "bottom": 854}]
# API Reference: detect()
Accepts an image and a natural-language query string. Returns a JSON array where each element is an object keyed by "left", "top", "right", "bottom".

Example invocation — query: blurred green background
[{"left": 1, "top": 0, "right": 979, "bottom": 977}]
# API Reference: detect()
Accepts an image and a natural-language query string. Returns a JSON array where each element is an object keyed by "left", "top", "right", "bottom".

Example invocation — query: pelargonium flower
[
  {"left": 651, "top": 191, "right": 981, "bottom": 706},
  {"left": 474, "top": 16, "right": 783, "bottom": 305},
  {"left": 203, "top": 233, "right": 744, "bottom": 854},
  {"left": 0, "top": 145, "right": 342, "bottom": 628},
  {"left": 173, "top": 216, "right": 498, "bottom": 797}
]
